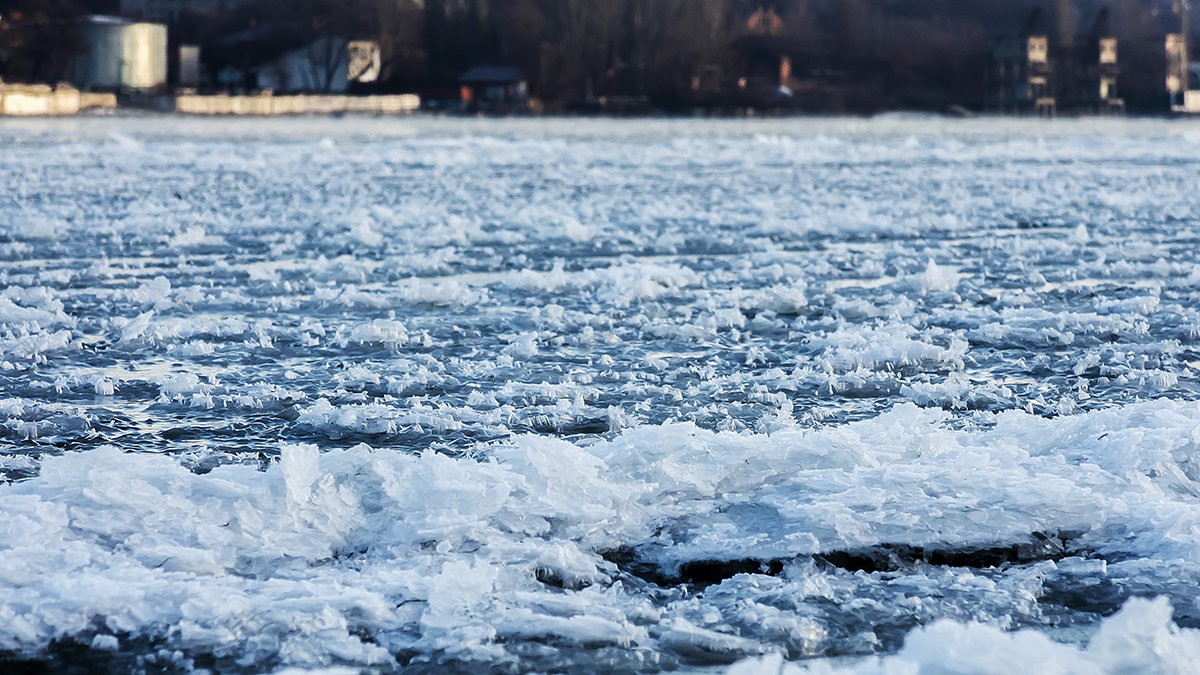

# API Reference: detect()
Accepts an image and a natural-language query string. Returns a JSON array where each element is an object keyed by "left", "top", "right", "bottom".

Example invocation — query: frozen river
[{"left": 2, "top": 115, "right": 1200, "bottom": 673}]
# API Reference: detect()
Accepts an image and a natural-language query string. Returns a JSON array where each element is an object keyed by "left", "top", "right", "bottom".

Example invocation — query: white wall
[{"left": 73, "top": 20, "right": 168, "bottom": 90}]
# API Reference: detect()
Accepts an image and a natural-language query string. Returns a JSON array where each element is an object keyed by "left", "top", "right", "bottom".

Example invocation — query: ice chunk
[
  {"left": 118, "top": 310, "right": 155, "bottom": 344},
  {"left": 728, "top": 596, "right": 1200, "bottom": 674},
  {"left": 503, "top": 332, "right": 539, "bottom": 359}
]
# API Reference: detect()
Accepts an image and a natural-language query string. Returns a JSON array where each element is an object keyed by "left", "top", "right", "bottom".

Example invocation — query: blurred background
[{"left": 0, "top": 0, "right": 1198, "bottom": 115}]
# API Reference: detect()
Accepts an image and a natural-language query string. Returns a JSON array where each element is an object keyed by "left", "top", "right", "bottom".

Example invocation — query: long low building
[{"left": 175, "top": 93, "right": 420, "bottom": 115}]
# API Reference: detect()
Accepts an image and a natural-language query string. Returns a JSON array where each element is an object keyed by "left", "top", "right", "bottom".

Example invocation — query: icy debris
[
  {"left": 337, "top": 319, "right": 410, "bottom": 348},
  {"left": 563, "top": 218, "right": 596, "bottom": 243},
  {"left": 0, "top": 398, "right": 91, "bottom": 447},
  {"left": 1118, "top": 368, "right": 1179, "bottom": 389},
  {"left": 273, "top": 662, "right": 360, "bottom": 667},
  {"left": 505, "top": 261, "right": 572, "bottom": 292},
  {"left": 808, "top": 324, "right": 968, "bottom": 373},
  {"left": 168, "top": 226, "right": 222, "bottom": 248},
  {"left": 908, "top": 259, "right": 962, "bottom": 293},
  {"left": 128, "top": 276, "right": 173, "bottom": 310},
  {"left": 246, "top": 263, "right": 281, "bottom": 282},
  {"left": 0, "top": 330, "right": 73, "bottom": 364},
  {"left": 334, "top": 365, "right": 381, "bottom": 388},
  {"left": 729, "top": 597, "right": 1200, "bottom": 675},
  {"left": 498, "top": 381, "right": 600, "bottom": 405},
  {"left": 1095, "top": 294, "right": 1160, "bottom": 315},
  {"left": 170, "top": 340, "right": 216, "bottom": 357},
  {"left": 661, "top": 617, "right": 769, "bottom": 660},
  {"left": 745, "top": 281, "right": 808, "bottom": 314},
  {"left": 7, "top": 117, "right": 1200, "bottom": 672},
  {"left": 395, "top": 278, "right": 487, "bottom": 307},
  {"left": 106, "top": 132, "right": 142, "bottom": 150},
  {"left": 157, "top": 373, "right": 208, "bottom": 399},
  {"left": 133, "top": 316, "right": 254, "bottom": 343},
  {"left": 900, "top": 374, "right": 1014, "bottom": 410},
  {"left": 92, "top": 377, "right": 115, "bottom": 396},
  {"left": 118, "top": 310, "right": 155, "bottom": 345},
  {"left": 503, "top": 262, "right": 698, "bottom": 307},
  {"left": 12, "top": 220, "right": 66, "bottom": 241},
  {"left": 502, "top": 332, "right": 539, "bottom": 359},
  {"left": 90, "top": 634, "right": 119, "bottom": 651},
  {"left": 349, "top": 220, "right": 383, "bottom": 248},
  {"left": 0, "top": 295, "right": 74, "bottom": 329},
  {"left": 973, "top": 307, "right": 1144, "bottom": 347},
  {"left": 238, "top": 382, "right": 307, "bottom": 407},
  {"left": 5, "top": 400, "right": 1200, "bottom": 668},
  {"left": 294, "top": 398, "right": 467, "bottom": 435}
]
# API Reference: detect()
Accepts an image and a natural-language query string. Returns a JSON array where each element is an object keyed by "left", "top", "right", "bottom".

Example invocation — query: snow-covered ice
[{"left": 2, "top": 115, "right": 1200, "bottom": 672}]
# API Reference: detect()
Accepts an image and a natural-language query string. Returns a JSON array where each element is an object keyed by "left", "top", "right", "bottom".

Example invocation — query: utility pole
[
  {"left": 1179, "top": 0, "right": 1191, "bottom": 70},
  {"left": 1168, "top": 0, "right": 1192, "bottom": 110},
  {"left": 1057, "top": 0, "right": 1075, "bottom": 52},
  {"left": 1056, "top": 0, "right": 1075, "bottom": 108}
]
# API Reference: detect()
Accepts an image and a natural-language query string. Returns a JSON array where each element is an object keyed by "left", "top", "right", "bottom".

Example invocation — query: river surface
[{"left": 2, "top": 115, "right": 1200, "bottom": 673}]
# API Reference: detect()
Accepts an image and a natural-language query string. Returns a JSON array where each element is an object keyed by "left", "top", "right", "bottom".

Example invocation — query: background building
[{"left": 72, "top": 16, "right": 167, "bottom": 90}]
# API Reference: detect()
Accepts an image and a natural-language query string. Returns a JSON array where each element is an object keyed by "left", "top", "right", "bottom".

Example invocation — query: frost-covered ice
[
  {"left": 730, "top": 596, "right": 1200, "bottom": 675},
  {"left": 2, "top": 115, "right": 1200, "bottom": 672}
]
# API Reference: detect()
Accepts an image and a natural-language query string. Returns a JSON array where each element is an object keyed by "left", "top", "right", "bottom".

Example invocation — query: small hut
[{"left": 458, "top": 66, "right": 527, "bottom": 112}]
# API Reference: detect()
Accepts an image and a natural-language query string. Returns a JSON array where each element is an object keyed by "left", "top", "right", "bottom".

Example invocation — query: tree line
[{"left": 0, "top": 0, "right": 1193, "bottom": 113}]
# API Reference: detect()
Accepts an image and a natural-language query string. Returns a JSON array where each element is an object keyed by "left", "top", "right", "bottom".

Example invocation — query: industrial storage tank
[{"left": 73, "top": 16, "right": 168, "bottom": 90}]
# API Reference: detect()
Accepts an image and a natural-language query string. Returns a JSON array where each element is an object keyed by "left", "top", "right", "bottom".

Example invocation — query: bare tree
[
  {"left": 0, "top": 0, "right": 86, "bottom": 84},
  {"left": 627, "top": 0, "right": 734, "bottom": 98},
  {"left": 531, "top": 0, "right": 622, "bottom": 100},
  {"left": 232, "top": 0, "right": 375, "bottom": 92},
  {"left": 373, "top": 0, "right": 426, "bottom": 87}
]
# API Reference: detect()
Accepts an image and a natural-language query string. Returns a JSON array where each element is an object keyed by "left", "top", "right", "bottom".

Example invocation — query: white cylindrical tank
[{"left": 74, "top": 17, "right": 167, "bottom": 90}]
